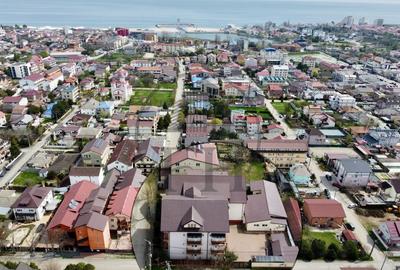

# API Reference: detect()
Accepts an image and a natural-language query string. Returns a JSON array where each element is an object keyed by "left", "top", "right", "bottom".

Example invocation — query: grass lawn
[
  {"left": 230, "top": 106, "right": 273, "bottom": 120},
  {"left": 13, "top": 171, "right": 45, "bottom": 187},
  {"left": 272, "top": 102, "right": 294, "bottom": 114},
  {"left": 228, "top": 161, "right": 265, "bottom": 182},
  {"left": 158, "top": 82, "right": 177, "bottom": 89},
  {"left": 127, "top": 90, "right": 175, "bottom": 107},
  {"left": 98, "top": 52, "right": 140, "bottom": 64},
  {"left": 302, "top": 226, "right": 341, "bottom": 247}
]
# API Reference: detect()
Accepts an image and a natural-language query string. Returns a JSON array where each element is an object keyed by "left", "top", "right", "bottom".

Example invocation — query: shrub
[
  {"left": 300, "top": 240, "right": 313, "bottom": 261},
  {"left": 324, "top": 247, "right": 337, "bottom": 261},
  {"left": 343, "top": 241, "right": 359, "bottom": 261},
  {"left": 311, "top": 239, "right": 326, "bottom": 259}
]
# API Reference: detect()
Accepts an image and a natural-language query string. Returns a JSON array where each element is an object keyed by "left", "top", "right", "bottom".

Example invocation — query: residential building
[
  {"left": 271, "top": 65, "right": 289, "bottom": 79},
  {"left": 127, "top": 118, "right": 157, "bottom": 140},
  {"left": 0, "top": 111, "right": 6, "bottom": 127},
  {"left": 200, "top": 77, "right": 220, "bottom": 97},
  {"left": 2, "top": 96, "right": 28, "bottom": 112},
  {"left": 19, "top": 73, "right": 46, "bottom": 90},
  {"left": 167, "top": 174, "right": 246, "bottom": 222},
  {"left": 303, "top": 199, "right": 346, "bottom": 228},
  {"left": 329, "top": 94, "right": 356, "bottom": 110},
  {"left": 333, "top": 159, "right": 372, "bottom": 187},
  {"left": 111, "top": 78, "right": 132, "bottom": 103},
  {"left": 367, "top": 129, "right": 400, "bottom": 148},
  {"left": 11, "top": 186, "right": 53, "bottom": 221},
  {"left": 377, "top": 220, "right": 400, "bottom": 248},
  {"left": 132, "top": 139, "right": 161, "bottom": 174},
  {"left": 106, "top": 185, "right": 138, "bottom": 231},
  {"left": 308, "top": 128, "right": 327, "bottom": 145},
  {"left": 283, "top": 198, "right": 302, "bottom": 243},
  {"left": 81, "top": 138, "right": 110, "bottom": 166},
  {"left": 0, "top": 139, "right": 10, "bottom": 164},
  {"left": 246, "top": 115, "right": 263, "bottom": 135},
  {"left": 244, "top": 181, "right": 287, "bottom": 232},
  {"left": 80, "top": 98, "right": 99, "bottom": 115},
  {"left": 107, "top": 139, "right": 138, "bottom": 172},
  {"left": 9, "top": 62, "right": 32, "bottom": 79},
  {"left": 163, "top": 143, "right": 220, "bottom": 175},
  {"left": 69, "top": 166, "right": 104, "bottom": 186},
  {"left": 61, "top": 85, "right": 79, "bottom": 103},
  {"left": 161, "top": 190, "right": 229, "bottom": 260},
  {"left": 246, "top": 138, "right": 309, "bottom": 168}
]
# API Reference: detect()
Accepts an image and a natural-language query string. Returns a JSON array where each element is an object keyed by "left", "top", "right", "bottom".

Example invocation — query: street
[
  {"left": 264, "top": 99, "right": 297, "bottom": 139},
  {"left": 164, "top": 60, "right": 185, "bottom": 156},
  {"left": 0, "top": 105, "right": 80, "bottom": 188}
]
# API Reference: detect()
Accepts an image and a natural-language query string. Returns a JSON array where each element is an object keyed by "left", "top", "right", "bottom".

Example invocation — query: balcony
[
  {"left": 187, "top": 237, "right": 202, "bottom": 244},
  {"left": 210, "top": 236, "right": 226, "bottom": 244},
  {"left": 210, "top": 244, "right": 225, "bottom": 252},
  {"left": 186, "top": 245, "right": 201, "bottom": 254}
]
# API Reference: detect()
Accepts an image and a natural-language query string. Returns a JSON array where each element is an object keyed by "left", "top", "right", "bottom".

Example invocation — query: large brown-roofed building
[
  {"left": 304, "top": 199, "right": 346, "bottom": 228},
  {"left": 246, "top": 138, "right": 308, "bottom": 168},
  {"left": 81, "top": 138, "right": 110, "bottom": 166}
]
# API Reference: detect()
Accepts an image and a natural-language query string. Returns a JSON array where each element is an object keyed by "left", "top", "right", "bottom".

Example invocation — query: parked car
[
  {"left": 347, "top": 203, "right": 357, "bottom": 209},
  {"left": 344, "top": 222, "right": 355, "bottom": 231}
]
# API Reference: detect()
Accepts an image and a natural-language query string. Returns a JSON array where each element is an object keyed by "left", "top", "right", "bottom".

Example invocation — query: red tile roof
[
  {"left": 105, "top": 186, "right": 138, "bottom": 218},
  {"left": 47, "top": 181, "right": 97, "bottom": 230},
  {"left": 304, "top": 199, "right": 346, "bottom": 219},
  {"left": 284, "top": 198, "right": 302, "bottom": 242}
]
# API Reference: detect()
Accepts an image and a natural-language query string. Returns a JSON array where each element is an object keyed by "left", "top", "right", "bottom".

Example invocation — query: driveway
[{"left": 264, "top": 99, "right": 297, "bottom": 139}]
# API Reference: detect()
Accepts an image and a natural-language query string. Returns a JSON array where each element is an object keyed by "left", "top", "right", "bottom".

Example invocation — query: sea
[{"left": 0, "top": 0, "right": 399, "bottom": 28}]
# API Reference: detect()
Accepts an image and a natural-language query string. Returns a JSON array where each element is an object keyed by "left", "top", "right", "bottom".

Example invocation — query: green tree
[
  {"left": 10, "top": 136, "right": 21, "bottom": 159},
  {"left": 162, "top": 102, "right": 168, "bottom": 110},
  {"left": 29, "top": 262, "right": 40, "bottom": 270},
  {"left": 39, "top": 51, "right": 49, "bottom": 58},
  {"left": 311, "top": 239, "right": 326, "bottom": 259},
  {"left": 28, "top": 105, "right": 43, "bottom": 115},
  {"left": 343, "top": 241, "right": 359, "bottom": 261},
  {"left": 218, "top": 250, "right": 237, "bottom": 270},
  {"left": 324, "top": 247, "right": 337, "bottom": 261},
  {"left": 300, "top": 240, "right": 313, "bottom": 261}
]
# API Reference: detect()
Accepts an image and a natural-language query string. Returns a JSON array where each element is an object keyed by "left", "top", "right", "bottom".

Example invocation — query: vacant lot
[
  {"left": 225, "top": 161, "right": 265, "bottom": 182},
  {"left": 127, "top": 90, "right": 175, "bottom": 107},
  {"left": 12, "top": 171, "right": 45, "bottom": 187},
  {"left": 272, "top": 102, "right": 293, "bottom": 114}
]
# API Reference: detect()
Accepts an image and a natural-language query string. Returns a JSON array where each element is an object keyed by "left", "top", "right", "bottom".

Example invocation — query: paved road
[
  {"left": 306, "top": 156, "right": 395, "bottom": 270},
  {"left": 164, "top": 60, "right": 185, "bottom": 156},
  {"left": 264, "top": 99, "right": 297, "bottom": 140},
  {"left": 0, "top": 105, "right": 80, "bottom": 188},
  {"left": 0, "top": 252, "right": 139, "bottom": 270}
]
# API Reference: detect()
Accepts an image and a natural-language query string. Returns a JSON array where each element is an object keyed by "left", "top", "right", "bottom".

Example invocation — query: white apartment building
[
  {"left": 329, "top": 93, "right": 356, "bottom": 110},
  {"left": 271, "top": 65, "right": 289, "bottom": 78},
  {"left": 9, "top": 62, "right": 32, "bottom": 79}
]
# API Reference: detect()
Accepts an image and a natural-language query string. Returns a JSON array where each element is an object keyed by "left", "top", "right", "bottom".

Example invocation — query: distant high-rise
[
  {"left": 374, "top": 18, "right": 384, "bottom": 26},
  {"left": 358, "top": 17, "right": 367, "bottom": 25},
  {"left": 237, "top": 38, "right": 249, "bottom": 52},
  {"left": 340, "top": 16, "right": 354, "bottom": 27}
]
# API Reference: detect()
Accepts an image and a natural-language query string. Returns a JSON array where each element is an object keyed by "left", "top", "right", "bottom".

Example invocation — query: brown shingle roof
[
  {"left": 304, "top": 199, "right": 346, "bottom": 219},
  {"left": 11, "top": 186, "right": 52, "bottom": 209}
]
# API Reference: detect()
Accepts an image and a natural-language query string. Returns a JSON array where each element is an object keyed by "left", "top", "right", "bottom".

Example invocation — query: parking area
[
  {"left": 309, "top": 147, "right": 360, "bottom": 159},
  {"left": 226, "top": 225, "right": 266, "bottom": 262}
]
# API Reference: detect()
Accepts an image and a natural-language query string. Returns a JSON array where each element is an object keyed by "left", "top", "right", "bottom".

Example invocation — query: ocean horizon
[{"left": 1, "top": 0, "right": 400, "bottom": 28}]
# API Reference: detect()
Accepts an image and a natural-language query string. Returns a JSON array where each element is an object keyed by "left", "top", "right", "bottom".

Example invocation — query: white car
[{"left": 347, "top": 203, "right": 357, "bottom": 209}]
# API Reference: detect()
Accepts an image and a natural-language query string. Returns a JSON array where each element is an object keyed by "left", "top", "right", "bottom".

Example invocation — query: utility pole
[
  {"left": 369, "top": 240, "right": 376, "bottom": 257},
  {"left": 380, "top": 253, "right": 387, "bottom": 270},
  {"left": 145, "top": 239, "right": 152, "bottom": 270}
]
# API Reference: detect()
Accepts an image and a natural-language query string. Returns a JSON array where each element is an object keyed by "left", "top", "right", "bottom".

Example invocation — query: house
[
  {"left": 19, "top": 73, "right": 46, "bottom": 90},
  {"left": 244, "top": 181, "right": 287, "bottom": 232},
  {"left": 106, "top": 185, "right": 138, "bottom": 231},
  {"left": 0, "top": 138, "right": 10, "bottom": 164},
  {"left": 69, "top": 166, "right": 104, "bottom": 186},
  {"left": 160, "top": 189, "right": 229, "bottom": 260},
  {"left": 11, "top": 114, "right": 34, "bottom": 131},
  {"left": 271, "top": 65, "right": 289, "bottom": 79},
  {"left": 256, "top": 68, "right": 270, "bottom": 82},
  {"left": 246, "top": 115, "right": 263, "bottom": 135},
  {"left": 163, "top": 143, "right": 220, "bottom": 175},
  {"left": 80, "top": 78, "right": 95, "bottom": 90},
  {"left": 11, "top": 186, "right": 53, "bottom": 221},
  {"left": 127, "top": 118, "right": 157, "bottom": 140},
  {"left": 132, "top": 139, "right": 161, "bottom": 175},
  {"left": 76, "top": 127, "right": 102, "bottom": 140},
  {"left": 303, "top": 199, "right": 346, "bottom": 228},
  {"left": 350, "top": 126, "right": 369, "bottom": 137},
  {"left": 2, "top": 96, "right": 28, "bottom": 112},
  {"left": 308, "top": 128, "right": 327, "bottom": 145},
  {"left": 310, "top": 113, "right": 335, "bottom": 128},
  {"left": 266, "top": 124, "right": 284, "bottom": 137},
  {"left": 107, "top": 139, "right": 138, "bottom": 172},
  {"left": 377, "top": 220, "right": 400, "bottom": 248},
  {"left": 329, "top": 94, "right": 356, "bottom": 111},
  {"left": 61, "top": 85, "right": 80, "bottom": 103},
  {"left": 246, "top": 138, "right": 309, "bottom": 168},
  {"left": 81, "top": 138, "right": 110, "bottom": 166},
  {"left": 288, "top": 163, "right": 311, "bottom": 186},
  {"left": 185, "top": 115, "right": 208, "bottom": 147},
  {"left": 333, "top": 159, "right": 372, "bottom": 187},
  {"left": 80, "top": 98, "right": 99, "bottom": 115},
  {"left": 366, "top": 129, "right": 400, "bottom": 148},
  {"left": 167, "top": 174, "right": 246, "bottom": 222},
  {"left": 74, "top": 211, "right": 110, "bottom": 251},
  {"left": 268, "top": 84, "right": 284, "bottom": 99},
  {"left": 200, "top": 77, "right": 220, "bottom": 97},
  {"left": 97, "top": 101, "right": 115, "bottom": 117},
  {"left": 303, "top": 105, "right": 322, "bottom": 117}
]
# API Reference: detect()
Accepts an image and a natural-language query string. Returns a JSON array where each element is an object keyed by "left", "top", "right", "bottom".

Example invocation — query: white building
[
  {"left": 61, "top": 85, "right": 80, "bottom": 102},
  {"left": 69, "top": 167, "right": 104, "bottom": 186},
  {"left": 329, "top": 93, "right": 356, "bottom": 110},
  {"left": 333, "top": 159, "right": 372, "bottom": 188},
  {"left": 11, "top": 186, "right": 53, "bottom": 221},
  {"left": 9, "top": 62, "right": 32, "bottom": 79},
  {"left": 111, "top": 78, "right": 132, "bottom": 104},
  {"left": 271, "top": 65, "right": 289, "bottom": 79}
]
